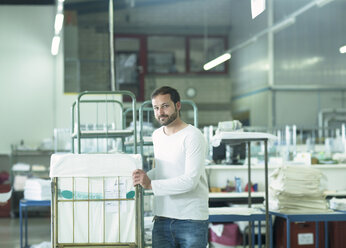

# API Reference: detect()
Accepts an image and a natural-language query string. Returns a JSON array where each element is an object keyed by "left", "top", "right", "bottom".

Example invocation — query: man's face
[{"left": 152, "top": 94, "right": 180, "bottom": 126}]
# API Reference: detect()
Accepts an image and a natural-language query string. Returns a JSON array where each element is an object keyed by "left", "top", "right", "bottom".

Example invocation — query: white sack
[
  {"left": 52, "top": 153, "right": 141, "bottom": 244},
  {"left": 50, "top": 153, "right": 142, "bottom": 177}
]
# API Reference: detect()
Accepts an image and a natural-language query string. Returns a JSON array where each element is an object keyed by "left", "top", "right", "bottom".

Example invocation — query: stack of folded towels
[
  {"left": 24, "top": 178, "right": 51, "bottom": 201},
  {"left": 269, "top": 166, "right": 329, "bottom": 213}
]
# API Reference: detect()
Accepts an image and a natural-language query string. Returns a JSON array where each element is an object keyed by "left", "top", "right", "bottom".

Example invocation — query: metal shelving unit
[
  {"left": 9, "top": 147, "right": 51, "bottom": 217},
  {"left": 213, "top": 132, "right": 277, "bottom": 248}
]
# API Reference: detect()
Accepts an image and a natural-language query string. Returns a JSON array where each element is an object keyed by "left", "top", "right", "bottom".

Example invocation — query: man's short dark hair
[{"left": 151, "top": 86, "right": 180, "bottom": 104}]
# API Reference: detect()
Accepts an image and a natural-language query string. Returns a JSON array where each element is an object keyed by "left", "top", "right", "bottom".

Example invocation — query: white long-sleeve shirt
[{"left": 147, "top": 124, "right": 209, "bottom": 220}]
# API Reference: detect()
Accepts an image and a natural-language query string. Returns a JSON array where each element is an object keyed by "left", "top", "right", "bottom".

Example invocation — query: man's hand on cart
[{"left": 132, "top": 169, "right": 152, "bottom": 190}]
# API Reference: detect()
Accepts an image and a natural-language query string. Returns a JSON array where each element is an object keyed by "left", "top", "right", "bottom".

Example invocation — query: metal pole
[
  {"left": 247, "top": 141, "right": 252, "bottom": 207},
  {"left": 265, "top": 139, "right": 269, "bottom": 248},
  {"left": 109, "top": 0, "right": 116, "bottom": 91},
  {"left": 71, "top": 102, "right": 76, "bottom": 153},
  {"left": 77, "top": 99, "right": 81, "bottom": 154},
  {"left": 247, "top": 141, "right": 252, "bottom": 247}
]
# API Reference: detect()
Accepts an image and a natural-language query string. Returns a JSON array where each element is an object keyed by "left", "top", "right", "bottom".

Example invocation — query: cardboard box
[
  {"left": 275, "top": 217, "right": 325, "bottom": 248},
  {"left": 328, "top": 221, "right": 346, "bottom": 248}
]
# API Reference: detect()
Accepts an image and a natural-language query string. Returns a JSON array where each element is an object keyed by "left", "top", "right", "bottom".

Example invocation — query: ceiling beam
[
  {"left": 0, "top": 0, "right": 54, "bottom": 4},
  {"left": 65, "top": 0, "right": 191, "bottom": 14}
]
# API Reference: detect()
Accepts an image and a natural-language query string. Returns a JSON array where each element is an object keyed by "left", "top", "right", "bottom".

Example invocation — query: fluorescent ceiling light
[
  {"left": 51, "top": 36, "right": 61, "bottom": 56},
  {"left": 271, "top": 17, "right": 295, "bottom": 33},
  {"left": 340, "top": 45, "right": 346, "bottom": 54},
  {"left": 281, "top": 56, "right": 323, "bottom": 70},
  {"left": 251, "top": 0, "right": 266, "bottom": 19},
  {"left": 203, "top": 53, "right": 231, "bottom": 71},
  {"left": 57, "top": 3, "right": 63, "bottom": 12},
  {"left": 316, "top": 0, "right": 334, "bottom": 7},
  {"left": 54, "top": 13, "right": 64, "bottom": 34}
]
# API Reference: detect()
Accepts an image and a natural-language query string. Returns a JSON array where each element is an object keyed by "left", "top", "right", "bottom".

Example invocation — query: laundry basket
[{"left": 50, "top": 153, "right": 143, "bottom": 248}]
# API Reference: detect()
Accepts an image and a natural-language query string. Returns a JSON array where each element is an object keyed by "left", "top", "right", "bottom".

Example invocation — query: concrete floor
[
  {"left": 0, "top": 216, "right": 252, "bottom": 248},
  {"left": 0, "top": 217, "right": 51, "bottom": 248}
]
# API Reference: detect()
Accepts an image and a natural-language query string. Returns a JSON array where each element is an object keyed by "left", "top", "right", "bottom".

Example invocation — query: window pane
[
  {"left": 147, "top": 36, "right": 185, "bottom": 73},
  {"left": 115, "top": 37, "right": 142, "bottom": 100},
  {"left": 64, "top": 10, "right": 110, "bottom": 92},
  {"left": 115, "top": 38, "right": 140, "bottom": 85},
  {"left": 189, "top": 37, "right": 226, "bottom": 72}
]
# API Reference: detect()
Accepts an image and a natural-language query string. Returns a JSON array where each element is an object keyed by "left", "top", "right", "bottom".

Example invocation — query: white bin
[{"left": 50, "top": 153, "right": 143, "bottom": 248}]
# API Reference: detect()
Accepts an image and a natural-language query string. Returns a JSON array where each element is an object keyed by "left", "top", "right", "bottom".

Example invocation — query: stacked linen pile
[
  {"left": 12, "top": 163, "right": 30, "bottom": 191},
  {"left": 24, "top": 178, "right": 51, "bottom": 201},
  {"left": 329, "top": 197, "right": 346, "bottom": 211},
  {"left": 269, "top": 166, "right": 329, "bottom": 213}
]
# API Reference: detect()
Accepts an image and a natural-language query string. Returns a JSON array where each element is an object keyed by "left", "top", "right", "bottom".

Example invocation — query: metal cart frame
[{"left": 51, "top": 91, "right": 143, "bottom": 248}]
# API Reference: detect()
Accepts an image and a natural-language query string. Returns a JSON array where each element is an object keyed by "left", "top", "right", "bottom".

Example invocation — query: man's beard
[{"left": 156, "top": 109, "right": 178, "bottom": 126}]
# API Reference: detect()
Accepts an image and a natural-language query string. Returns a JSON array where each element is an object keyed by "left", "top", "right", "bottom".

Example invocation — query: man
[{"left": 132, "top": 86, "right": 209, "bottom": 248}]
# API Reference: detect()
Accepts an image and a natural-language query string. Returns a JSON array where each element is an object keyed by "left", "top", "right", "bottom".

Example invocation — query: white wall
[
  {"left": 0, "top": 5, "right": 75, "bottom": 154},
  {"left": 232, "top": 90, "right": 270, "bottom": 127},
  {"left": 228, "top": 0, "right": 346, "bottom": 128},
  {"left": 274, "top": 90, "right": 346, "bottom": 128}
]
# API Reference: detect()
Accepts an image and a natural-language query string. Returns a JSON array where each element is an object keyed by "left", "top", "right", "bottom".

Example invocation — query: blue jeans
[{"left": 152, "top": 216, "right": 209, "bottom": 248}]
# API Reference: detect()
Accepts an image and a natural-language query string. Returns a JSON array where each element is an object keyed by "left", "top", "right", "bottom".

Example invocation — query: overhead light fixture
[
  {"left": 202, "top": 17, "right": 295, "bottom": 70},
  {"left": 54, "top": 13, "right": 64, "bottom": 34},
  {"left": 203, "top": 53, "right": 231, "bottom": 71},
  {"left": 57, "top": 3, "right": 63, "bottom": 12},
  {"left": 51, "top": 35, "right": 61, "bottom": 56},
  {"left": 251, "top": 0, "right": 266, "bottom": 19},
  {"left": 339, "top": 45, "right": 346, "bottom": 54},
  {"left": 271, "top": 17, "right": 296, "bottom": 33},
  {"left": 51, "top": 0, "right": 64, "bottom": 56},
  {"left": 316, "top": 0, "right": 334, "bottom": 7}
]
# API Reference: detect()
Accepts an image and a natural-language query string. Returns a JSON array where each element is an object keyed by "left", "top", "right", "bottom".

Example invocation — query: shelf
[
  {"left": 209, "top": 207, "right": 266, "bottom": 223},
  {"left": 11, "top": 149, "right": 54, "bottom": 156},
  {"left": 209, "top": 206, "right": 264, "bottom": 216},
  {"left": 72, "top": 129, "right": 134, "bottom": 139},
  {"left": 138, "top": 137, "right": 153, "bottom": 146},
  {"left": 140, "top": 142, "right": 153, "bottom": 146},
  {"left": 206, "top": 164, "right": 280, "bottom": 170},
  {"left": 210, "top": 132, "right": 276, "bottom": 248},
  {"left": 324, "top": 190, "right": 346, "bottom": 197},
  {"left": 209, "top": 192, "right": 265, "bottom": 199},
  {"left": 206, "top": 164, "right": 346, "bottom": 170},
  {"left": 310, "top": 164, "right": 346, "bottom": 169},
  {"left": 10, "top": 148, "right": 52, "bottom": 217},
  {"left": 212, "top": 131, "right": 277, "bottom": 146},
  {"left": 127, "top": 141, "right": 153, "bottom": 146},
  {"left": 209, "top": 191, "right": 346, "bottom": 200}
]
